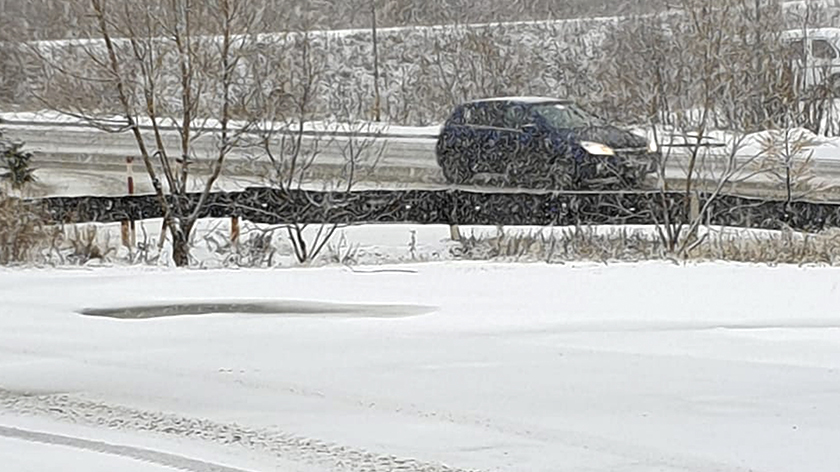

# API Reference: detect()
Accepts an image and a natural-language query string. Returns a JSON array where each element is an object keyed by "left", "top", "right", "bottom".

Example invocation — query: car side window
[
  {"left": 462, "top": 105, "right": 484, "bottom": 126},
  {"left": 488, "top": 103, "right": 507, "bottom": 128},
  {"left": 502, "top": 104, "right": 532, "bottom": 129},
  {"left": 812, "top": 39, "right": 838, "bottom": 60},
  {"left": 465, "top": 103, "right": 500, "bottom": 127}
]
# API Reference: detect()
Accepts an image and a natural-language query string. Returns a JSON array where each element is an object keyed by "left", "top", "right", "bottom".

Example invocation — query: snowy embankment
[
  {"left": 1, "top": 261, "right": 839, "bottom": 472},
  {"left": 633, "top": 125, "right": 840, "bottom": 162},
  {"left": 0, "top": 110, "right": 444, "bottom": 138}
]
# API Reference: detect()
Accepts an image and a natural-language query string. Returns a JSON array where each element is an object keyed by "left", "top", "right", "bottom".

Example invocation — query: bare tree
[
  {"left": 29, "top": 0, "right": 266, "bottom": 266},
  {"left": 420, "top": 22, "right": 533, "bottom": 117},
  {"left": 753, "top": 126, "right": 826, "bottom": 204},
  {"left": 242, "top": 22, "right": 386, "bottom": 264},
  {"left": 370, "top": 0, "right": 382, "bottom": 122},
  {"left": 590, "top": 0, "right": 816, "bottom": 255}
]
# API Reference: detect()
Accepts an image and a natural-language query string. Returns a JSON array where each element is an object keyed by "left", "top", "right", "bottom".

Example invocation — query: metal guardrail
[{"left": 21, "top": 187, "right": 840, "bottom": 236}]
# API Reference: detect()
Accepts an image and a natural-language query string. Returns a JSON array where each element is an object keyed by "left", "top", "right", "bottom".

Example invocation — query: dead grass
[
  {"left": 0, "top": 195, "right": 58, "bottom": 265},
  {"left": 4, "top": 199, "right": 839, "bottom": 268},
  {"left": 0, "top": 194, "right": 125, "bottom": 266},
  {"left": 61, "top": 225, "right": 118, "bottom": 265},
  {"left": 454, "top": 226, "right": 840, "bottom": 266}
]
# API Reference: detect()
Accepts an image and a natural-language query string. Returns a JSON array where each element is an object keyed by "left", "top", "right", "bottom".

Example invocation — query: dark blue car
[{"left": 435, "top": 96, "right": 659, "bottom": 189}]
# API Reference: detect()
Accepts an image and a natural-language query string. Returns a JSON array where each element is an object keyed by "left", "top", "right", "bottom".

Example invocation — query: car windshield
[{"left": 532, "top": 103, "right": 605, "bottom": 129}]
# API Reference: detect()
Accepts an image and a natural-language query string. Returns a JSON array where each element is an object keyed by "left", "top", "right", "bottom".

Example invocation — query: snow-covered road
[
  {"left": 0, "top": 435, "right": 180, "bottom": 472},
  {"left": 0, "top": 429, "right": 231, "bottom": 472},
  {"left": 1, "top": 262, "right": 839, "bottom": 472}
]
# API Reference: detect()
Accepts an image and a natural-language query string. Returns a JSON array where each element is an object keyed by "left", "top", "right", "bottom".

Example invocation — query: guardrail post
[
  {"left": 448, "top": 189, "right": 461, "bottom": 241},
  {"left": 121, "top": 155, "right": 136, "bottom": 248},
  {"left": 121, "top": 221, "right": 130, "bottom": 248},
  {"left": 231, "top": 216, "right": 240, "bottom": 247},
  {"left": 449, "top": 224, "right": 461, "bottom": 241},
  {"left": 690, "top": 191, "right": 700, "bottom": 222}
]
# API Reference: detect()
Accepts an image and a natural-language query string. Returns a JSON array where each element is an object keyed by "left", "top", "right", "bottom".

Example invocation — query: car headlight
[{"left": 580, "top": 141, "right": 615, "bottom": 156}]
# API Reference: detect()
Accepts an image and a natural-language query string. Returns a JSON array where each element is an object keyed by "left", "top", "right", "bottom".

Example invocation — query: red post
[{"left": 127, "top": 155, "right": 135, "bottom": 194}]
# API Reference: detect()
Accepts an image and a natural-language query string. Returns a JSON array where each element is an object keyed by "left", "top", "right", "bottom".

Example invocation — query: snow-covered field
[{"left": 1, "top": 260, "right": 839, "bottom": 472}]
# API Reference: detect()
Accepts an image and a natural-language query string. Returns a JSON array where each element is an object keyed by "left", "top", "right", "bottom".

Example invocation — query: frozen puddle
[{"left": 78, "top": 300, "right": 436, "bottom": 320}]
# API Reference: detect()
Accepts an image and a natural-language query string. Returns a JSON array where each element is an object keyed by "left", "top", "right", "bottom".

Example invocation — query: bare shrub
[
  {"left": 583, "top": 0, "right": 833, "bottom": 257},
  {"left": 751, "top": 127, "right": 828, "bottom": 203},
  {"left": 243, "top": 20, "right": 387, "bottom": 265},
  {"left": 29, "top": 0, "right": 283, "bottom": 266},
  {"left": 61, "top": 224, "right": 118, "bottom": 265},
  {"left": 325, "top": 232, "right": 361, "bottom": 266},
  {"left": 420, "top": 23, "right": 534, "bottom": 116},
  {"left": 0, "top": 196, "right": 56, "bottom": 265},
  {"left": 691, "top": 227, "right": 840, "bottom": 265},
  {"left": 203, "top": 225, "right": 279, "bottom": 268},
  {"left": 593, "top": 1, "right": 790, "bottom": 130},
  {"left": 454, "top": 225, "right": 840, "bottom": 266},
  {"left": 127, "top": 223, "right": 163, "bottom": 266}
]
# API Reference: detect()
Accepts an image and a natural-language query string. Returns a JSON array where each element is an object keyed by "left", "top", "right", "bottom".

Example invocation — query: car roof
[{"left": 465, "top": 96, "right": 574, "bottom": 106}]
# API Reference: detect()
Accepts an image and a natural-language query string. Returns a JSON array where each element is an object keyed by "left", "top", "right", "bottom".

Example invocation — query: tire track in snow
[
  {"left": 0, "top": 425, "right": 255, "bottom": 472},
  {"left": 0, "top": 389, "right": 476, "bottom": 472}
]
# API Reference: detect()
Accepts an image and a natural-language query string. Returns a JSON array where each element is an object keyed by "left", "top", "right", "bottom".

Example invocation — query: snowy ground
[{"left": 1, "top": 261, "right": 839, "bottom": 472}]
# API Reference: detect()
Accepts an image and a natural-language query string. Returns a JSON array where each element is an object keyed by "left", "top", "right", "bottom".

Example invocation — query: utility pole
[{"left": 371, "top": 0, "right": 381, "bottom": 122}]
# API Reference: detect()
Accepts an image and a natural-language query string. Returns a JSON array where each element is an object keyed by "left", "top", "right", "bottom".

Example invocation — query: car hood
[{"left": 570, "top": 125, "right": 649, "bottom": 150}]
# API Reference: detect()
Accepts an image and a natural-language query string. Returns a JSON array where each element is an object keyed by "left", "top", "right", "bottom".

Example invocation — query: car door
[
  {"left": 448, "top": 104, "right": 479, "bottom": 168},
  {"left": 808, "top": 38, "right": 838, "bottom": 84},
  {"left": 479, "top": 102, "right": 528, "bottom": 175},
  {"left": 468, "top": 101, "right": 508, "bottom": 174},
  {"left": 782, "top": 37, "right": 808, "bottom": 91},
  {"left": 500, "top": 103, "right": 540, "bottom": 174},
  {"left": 810, "top": 38, "right": 840, "bottom": 88},
  {"left": 441, "top": 103, "right": 485, "bottom": 177}
]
